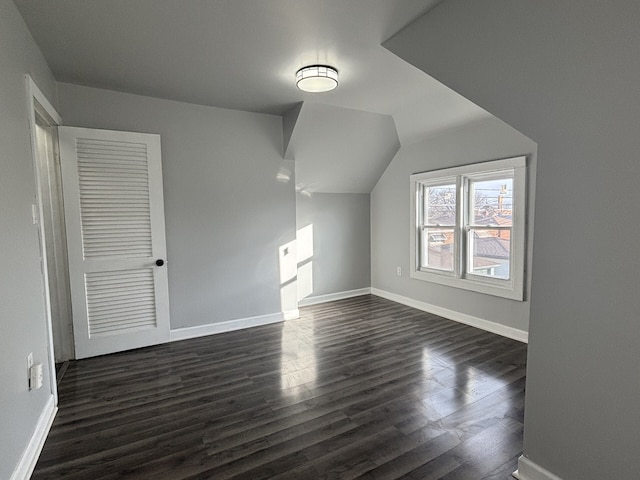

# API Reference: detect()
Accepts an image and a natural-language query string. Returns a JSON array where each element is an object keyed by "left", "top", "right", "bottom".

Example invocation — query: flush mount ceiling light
[{"left": 295, "top": 65, "right": 339, "bottom": 93}]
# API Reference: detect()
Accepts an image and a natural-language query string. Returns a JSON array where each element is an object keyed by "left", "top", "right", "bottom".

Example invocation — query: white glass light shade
[{"left": 296, "top": 65, "right": 338, "bottom": 93}]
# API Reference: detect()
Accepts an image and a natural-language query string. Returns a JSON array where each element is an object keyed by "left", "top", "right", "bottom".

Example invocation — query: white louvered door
[{"left": 58, "top": 127, "right": 170, "bottom": 359}]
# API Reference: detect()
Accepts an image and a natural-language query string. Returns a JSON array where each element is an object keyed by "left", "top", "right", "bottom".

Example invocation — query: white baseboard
[
  {"left": 371, "top": 288, "right": 528, "bottom": 343},
  {"left": 513, "top": 456, "right": 563, "bottom": 480},
  {"left": 170, "top": 310, "right": 297, "bottom": 342},
  {"left": 170, "top": 286, "right": 527, "bottom": 344},
  {"left": 11, "top": 395, "right": 57, "bottom": 480},
  {"left": 283, "top": 309, "right": 300, "bottom": 321},
  {"left": 298, "top": 288, "right": 372, "bottom": 307}
]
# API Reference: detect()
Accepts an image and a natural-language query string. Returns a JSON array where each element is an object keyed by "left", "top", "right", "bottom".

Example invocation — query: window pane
[
  {"left": 425, "top": 184, "right": 456, "bottom": 226},
  {"left": 471, "top": 178, "right": 513, "bottom": 226},
  {"left": 421, "top": 227, "right": 455, "bottom": 271},
  {"left": 468, "top": 228, "right": 511, "bottom": 279}
]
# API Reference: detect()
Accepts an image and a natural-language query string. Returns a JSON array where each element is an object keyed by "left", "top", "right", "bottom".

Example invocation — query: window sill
[{"left": 410, "top": 269, "right": 524, "bottom": 301}]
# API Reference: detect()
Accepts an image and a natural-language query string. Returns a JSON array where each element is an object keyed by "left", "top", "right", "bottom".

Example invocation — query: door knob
[{"left": 155, "top": 259, "right": 165, "bottom": 267}]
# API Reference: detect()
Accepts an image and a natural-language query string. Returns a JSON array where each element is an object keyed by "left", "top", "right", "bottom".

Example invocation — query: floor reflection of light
[
  {"left": 422, "top": 347, "right": 433, "bottom": 376},
  {"left": 280, "top": 319, "right": 317, "bottom": 400},
  {"left": 417, "top": 348, "right": 478, "bottom": 417},
  {"left": 455, "top": 364, "right": 475, "bottom": 397},
  {"left": 462, "top": 365, "right": 509, "bottom": 399}
]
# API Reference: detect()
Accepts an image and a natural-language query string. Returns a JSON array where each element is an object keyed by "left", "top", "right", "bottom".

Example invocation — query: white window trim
[{"left": 409, "top": 156, "right": 527, "bottom": 301}]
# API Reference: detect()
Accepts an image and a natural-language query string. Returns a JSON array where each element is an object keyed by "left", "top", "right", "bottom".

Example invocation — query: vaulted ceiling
[{"left": 15, "top": 0, "right": 489, "bottom": 192}]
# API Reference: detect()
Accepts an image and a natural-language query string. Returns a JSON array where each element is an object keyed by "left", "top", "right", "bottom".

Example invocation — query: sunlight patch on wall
[
  {"left": 279, "top": 239, "right": 298, "bottom": 318},
  {"left": 297, "top": 262, "right": 313, "bottom": 301},
  {"left": 296, "top": 224, "right": 314, "bottom": 302},
  {"left": 279, "top": 224, "right": 315, "bottom": 316}
]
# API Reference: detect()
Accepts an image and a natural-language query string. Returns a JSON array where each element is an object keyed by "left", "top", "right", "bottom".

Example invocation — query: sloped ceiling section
[
  {"left": 287, "top": 103, "right": 400, "bottom": 194},
  {"left": 391, "top": 87, "right": 491, "bottom": 145},
  {"left": 283, "top": 102, "right": 303, "bottom": 156}
]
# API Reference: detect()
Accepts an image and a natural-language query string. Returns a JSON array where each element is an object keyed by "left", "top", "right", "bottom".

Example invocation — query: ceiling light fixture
[{"left": 295, "top": 65, "right": 339, "bottom": 93}]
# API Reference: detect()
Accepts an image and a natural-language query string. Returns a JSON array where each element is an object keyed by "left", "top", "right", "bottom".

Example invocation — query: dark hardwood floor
[{"left": 33, "top": 295, "right": 527, "bottom": 479}]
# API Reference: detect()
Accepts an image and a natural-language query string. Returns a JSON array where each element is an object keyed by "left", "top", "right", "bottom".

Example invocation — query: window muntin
[{"left": 410, "top": 156, "right": 526, "bottom": 300}]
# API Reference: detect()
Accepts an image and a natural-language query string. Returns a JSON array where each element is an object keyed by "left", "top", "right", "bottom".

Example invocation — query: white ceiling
[{"left": 15, "top": 0, "right": 490, "bottom": 192}]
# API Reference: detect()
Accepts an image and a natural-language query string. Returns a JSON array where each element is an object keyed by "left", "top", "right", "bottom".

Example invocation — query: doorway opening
[{"left": 26, "top": 75, "right": 74, "bottom": 391}]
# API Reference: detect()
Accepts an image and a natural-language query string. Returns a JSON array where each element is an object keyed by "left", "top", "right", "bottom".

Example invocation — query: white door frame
[{"left": 25, "top": 74, "right": 63, "bottom": 403}]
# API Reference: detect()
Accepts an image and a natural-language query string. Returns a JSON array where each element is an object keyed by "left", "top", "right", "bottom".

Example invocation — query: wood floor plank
[{"left": 34, "top": 295, "right": 527, "bottom": 479}]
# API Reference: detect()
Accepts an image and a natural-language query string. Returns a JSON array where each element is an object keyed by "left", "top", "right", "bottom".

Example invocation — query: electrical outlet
[
  {"left": 30, "top": 363, "right": 44, "bottom": 390},
  {"left": 396, "top": 266, "right": 402, "bottom": 276}
]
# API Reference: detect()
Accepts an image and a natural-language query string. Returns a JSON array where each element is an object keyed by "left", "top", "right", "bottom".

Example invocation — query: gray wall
[
  {"left": 371, "top": 117, "right": 536, "bottom": 333},
  {"left": 57, "top": 83, "right": 295, "bottom": 329},
  {"left": 0, "top": 0, "right": 58, "bottom": 477},
  {"left": 296, "top": 192, "right": 370, "bottom": 300},
  {"left": 385, "top": 1, "right": 640, "bottom": 478}
]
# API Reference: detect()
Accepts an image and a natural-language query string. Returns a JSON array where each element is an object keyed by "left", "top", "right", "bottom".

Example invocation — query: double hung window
[{"left": 410, "top": 156, "right": 527, "bottom": 300}]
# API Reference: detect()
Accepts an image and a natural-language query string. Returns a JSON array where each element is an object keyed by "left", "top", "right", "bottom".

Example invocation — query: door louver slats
[
  {"left": 85, "top": 268, "right": 157, "bottom": 337},
  {"left": 76, "top": 138, "right": 153, "bottom": 259}
]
